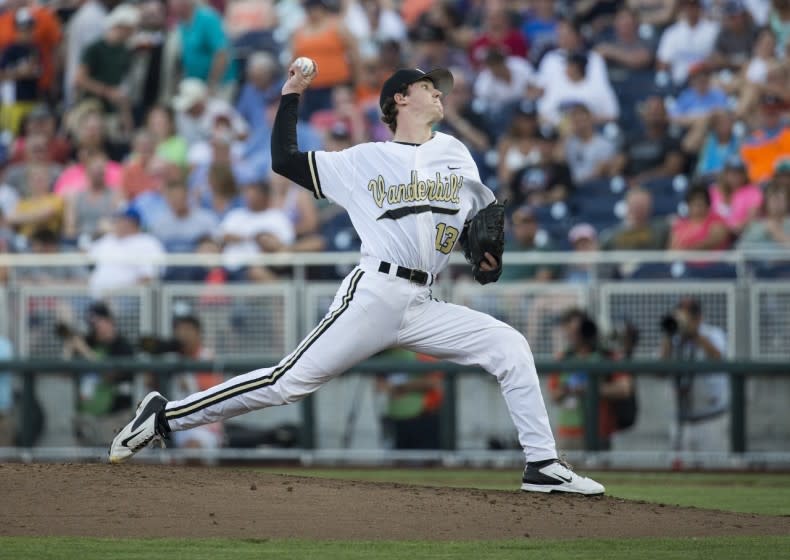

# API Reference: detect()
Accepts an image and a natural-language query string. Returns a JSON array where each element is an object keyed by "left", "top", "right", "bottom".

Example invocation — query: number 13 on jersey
[{"left": 434, "top": 222, "right": 459, "bottom": 254}]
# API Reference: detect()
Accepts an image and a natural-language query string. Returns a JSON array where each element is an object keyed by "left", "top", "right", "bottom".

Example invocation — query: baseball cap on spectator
[
  {"left": 106, "top": 4, "right": 140, "bottom": 29},
  {"left": 379, "top": 68, "right": 454, "bottom": 110},
  {"left": 88, "top": 301, "right": 113, "bottom": 320},
  {"left": 568, "top": 223, "right": 597, "bottom": 244},
  {"left": 172, "top": 78, "right": 208, "bottom": 112},
  {"left": 14, "top": 7, "right": 34, "bottom": 29},
  {"left": 115, "top": 206, "right": 142, "bottom": 226}
]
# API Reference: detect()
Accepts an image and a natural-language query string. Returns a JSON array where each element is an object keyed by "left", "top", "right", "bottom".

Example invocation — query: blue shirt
[
  {"left": 179, "top": 5, "right": 236, "bottom": 84},
  {"left": 696, "top": 133, "right": 742, "bottom": 176},
  {"left": 671, "top": 87, "right": 730, "bottom": 118}
]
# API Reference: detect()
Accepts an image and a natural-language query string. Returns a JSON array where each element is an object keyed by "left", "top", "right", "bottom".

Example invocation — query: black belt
[{"left": 378, "top": 261, "right": 432, "bottom": 286}]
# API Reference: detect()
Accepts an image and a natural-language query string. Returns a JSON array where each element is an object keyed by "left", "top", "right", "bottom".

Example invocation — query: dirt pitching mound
[{"left": 1, "top": 464, "right": 787, "bottom": 541}]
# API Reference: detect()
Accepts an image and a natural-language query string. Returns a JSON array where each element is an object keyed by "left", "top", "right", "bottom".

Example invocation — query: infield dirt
[{"left": 1, "top": 464, "right": 788, "bottom": 540}]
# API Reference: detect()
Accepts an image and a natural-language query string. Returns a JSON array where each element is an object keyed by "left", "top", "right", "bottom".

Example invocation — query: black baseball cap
[{"left": 379, "top": 68, "right": 454, "bottom": 110}]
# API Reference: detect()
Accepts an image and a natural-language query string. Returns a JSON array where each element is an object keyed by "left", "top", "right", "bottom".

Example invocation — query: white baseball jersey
[{"left": 309, "top": 132, "right": 495, "bottom": 274}]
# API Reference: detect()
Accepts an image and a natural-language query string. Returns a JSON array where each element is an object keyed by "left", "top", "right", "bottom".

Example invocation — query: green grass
[
  {"left": 255, "top": 468, "right": 790, "bottom": 516},
  {"left": 2, "top": 536, "right": 790, "bottom": 560}
]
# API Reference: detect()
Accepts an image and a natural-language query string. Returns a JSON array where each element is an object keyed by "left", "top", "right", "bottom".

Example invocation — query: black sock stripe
[{"left": 165, "top": 269, "right": 364, "bottom": 421}]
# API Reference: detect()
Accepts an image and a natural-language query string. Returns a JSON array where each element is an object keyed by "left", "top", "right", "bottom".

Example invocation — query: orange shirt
[
  {"left": 292, "top": 18, "right": 350, "bottom": 88},
  {"left": 0, "top": 7, "right": 62, "bottom": 91},
  {"left": 121, "top": 159, "right": 162, "bottom": 201},
  {"left": 740, "top": 127, "right": 790, "bottom": 184}
]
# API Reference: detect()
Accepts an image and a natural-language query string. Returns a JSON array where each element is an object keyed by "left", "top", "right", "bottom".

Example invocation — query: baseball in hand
[{"left": 293, "top": 57, "right": 317, "bottom": 77}]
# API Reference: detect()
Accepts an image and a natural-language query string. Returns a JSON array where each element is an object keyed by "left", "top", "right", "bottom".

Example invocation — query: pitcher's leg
[
  {"left": 166, "top": 269, "right": 391, "bottom": 431},
  {"left": 398, "top": 298, "right": 556, "bottom": 463}
]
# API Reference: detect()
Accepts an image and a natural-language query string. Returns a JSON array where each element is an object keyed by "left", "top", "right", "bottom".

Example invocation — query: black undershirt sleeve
[{"left": 271, "top": 93, "right": 318, "bottom": 196}]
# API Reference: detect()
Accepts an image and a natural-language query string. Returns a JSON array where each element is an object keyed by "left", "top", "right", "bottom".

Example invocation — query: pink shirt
[
  {"left": 53, "top": 162, "right": 123, "bottom": 197},
  {"left": 709, "top": 184, "right": 763, "bottom": 230},
  {"left": 671, "top": 211, "right": 731, "bottom": 250}
]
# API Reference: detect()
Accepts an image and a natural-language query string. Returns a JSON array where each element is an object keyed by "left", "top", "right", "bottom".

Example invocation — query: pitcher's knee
[{"left": 485, "top": 327, "right": 536, "bottom": 379}]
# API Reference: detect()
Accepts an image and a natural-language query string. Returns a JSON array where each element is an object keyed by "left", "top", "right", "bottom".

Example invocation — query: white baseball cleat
[
  {"left": 108, "top": 391, "right": 169, "bottom": 464},
  {"left": 520, "top": 459, "right": 605, "bottom": 495}
]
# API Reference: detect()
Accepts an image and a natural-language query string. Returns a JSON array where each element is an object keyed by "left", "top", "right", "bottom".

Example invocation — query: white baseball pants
[{"left": 164, "top": 260, "right": 558, "bottom": 462}]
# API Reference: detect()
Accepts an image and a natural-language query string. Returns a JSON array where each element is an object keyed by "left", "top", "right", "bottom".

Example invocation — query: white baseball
[{"left": 293, "top": 57, "right": 316, "bottom": 77}]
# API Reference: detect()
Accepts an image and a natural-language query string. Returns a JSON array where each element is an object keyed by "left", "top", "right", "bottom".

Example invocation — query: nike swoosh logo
[
  {"left": 553, "top": 473, "right": 572, "bottom": 483},
  {"left": 448, "top": 166, "right": 461, "bottom": 170},
  {"left": 120, "top": 428, "right": 145, "bottom": 449}
]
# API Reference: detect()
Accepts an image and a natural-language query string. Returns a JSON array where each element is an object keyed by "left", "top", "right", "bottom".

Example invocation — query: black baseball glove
[{"left": 459, "top": 200, "right": 505, "bottom": 285}]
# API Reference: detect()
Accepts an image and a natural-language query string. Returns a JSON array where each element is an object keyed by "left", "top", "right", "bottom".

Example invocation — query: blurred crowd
[{"left": 1, "top": 0, "right": 790, "bottom": 291}]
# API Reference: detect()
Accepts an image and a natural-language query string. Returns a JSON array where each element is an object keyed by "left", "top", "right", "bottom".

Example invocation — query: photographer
[
  {"left": 60, "top": 301, "right": 135, "bottom": 446},
  {"left": 660, "top": 297, "right": 730, "bottom": 453},
  {"left": 549, "top": 310, "right": 636, "bottom": 451}
]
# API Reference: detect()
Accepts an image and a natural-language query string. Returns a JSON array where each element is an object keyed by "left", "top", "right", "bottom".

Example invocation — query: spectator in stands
[
  {"left": 473, "top": 49, "right": 537, "bottom": 130},
  {"left": 572, "top": 0, "right": 621, "bottom": 37},
  {"left": 436, "top": 70, "right": 490, "bottom": 163},
  {"left": 659, "top": 297, "right": 729, "bottom": 454},
  {"left": 120, "top": 130, "right": 165, "bottom": 202},
  {"left": 64, "top": 0, "right": 108, "bottom": 107},
  {"left": 63, "top": 152, "right": 122, "bottom": 242},
  {"left": 611, "top": 96, "right": 687, "bottom": 183},
  {"left": 684, "top": 109, "right": 742, "bottom": 179},
  {"left": 0, "top": 0, "right": 62, "bottom": 98},
  {"left": 62, "top": 103, "right": 111, "bottom": 157},
  {"left": 669, "top": 63, "right": 730, "bottom": 127},
  {"left": 145, "top": 105, "right": 188, "bottom": 168},
  {"left": 740, "top": 93, "right": 790, "bottom": 183},
  {"left": 521, "top": 0, "right": 558, "bottom": 63},
  {"left": 669, "top": 185, "right": 731, "bottom": 250},
  {"left": 565, "top": 223, "right": 600, "bottom": 284},
  {"left": 773, "top": 158, "right": 790, "bottom": 195},
  {"left": 63, "top": 301, "right": 136, "bottom": 446},
  {"left": 235, "top": 52, "right": 282, "bottom": 135},
  {"left": 498, "top": 102, "right": 553, "bottom": 194},
  {"left": 707, "top": 0, "right": 759, "bottom": 72},
  {"left": 657, "top": 0, "right": 720, "bottom": 86},
  {"left": 709, "top": 156, "right": 763, "bottom": 235},
  {"left": 770, "top": 0, "right": 790, "bottom": 54},
  {"left": 0, "top": 8, "right": 43, "bottom": 136},
  {"left": 499, "top": 204, "right": 558, "bottom": 282},
  {"left": 742, "top": 28, "right": 778, "bottom": 88},
  {"left": 738, "top": 179, "right": 790, "bottom": 245},
  {"left": 563, "top": 103, "right": 618, "bottom": 185},
  {"left": 188, "top": 127, "right": 245, "bottom": 209},
  {"left": 173, "top": 78, "right": 248, "bottom": 146},
  {"left": 13, "top": 228, "right": 88, "bottom": 284},
  {"left": 343, "top": 0, "right": 407, "bottom": 59},
  {"left": 310, "top": 85, "right": 369, "bottom": 145},
  {"left": 538, "top": 51, "right": 620, "bottom": 127},
  {"left": 627, "top": 0, "right": 677, "bottom": 28},
  {"left": 55, "top": 147, "right": 123, "bottom": 197},
  {"left": 168, "top": 313, "right": 224, "bottom": 454},
  {"left": 149, "top": 177, "right": 218, "bottom": 254},
  {"left": 7, "top": 105, "right": 71, "bottom": 165},
  {"left": 549, "top": 311, "right": 634, "bottom": 450},
  {"left": 508, "top": 146, "right": 573, "bottom": 208},
  {"left": 601, "top": 186, "right": 670, "bottom": 250},
  {"left": 594, "top": 7, "right": 654, "bottom": 78},
  {"left": 75, "top": 4, "right": 140, "bottom": 136},
  {"left": 127, "top": 0, "right": 170, "bottom": 123},
  {"left": 536, "top": 18, "right": 609, "bottom": 95},
  {"left": 204, "top": 162, "right": 242, "bottom": 220},
  {"left": 218, "top": 181, "right": 295, "bottom": 282},
  {"left": 270, "top": 174, "right": 325, "bottom": 252},
  {"left": 412, "top": 23, "right": 471, "bottom": 80},
  {"left": 168, "top": 0, "right": 236, "bottom": 99},
  {"left": 88, "top": 206, "right": 165, "bottom": 298},
  {"left": 6, "top": 164, "right": 63, "bottom": 239},
  {"left": 292, "top": 0, "right": 360, "bottom": 119},
  {"left": 2, "top": 132, "right": 62, "bottom": 197},
  {"left": 468, "top": 8, "right": 528, "bottom": 69}
]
